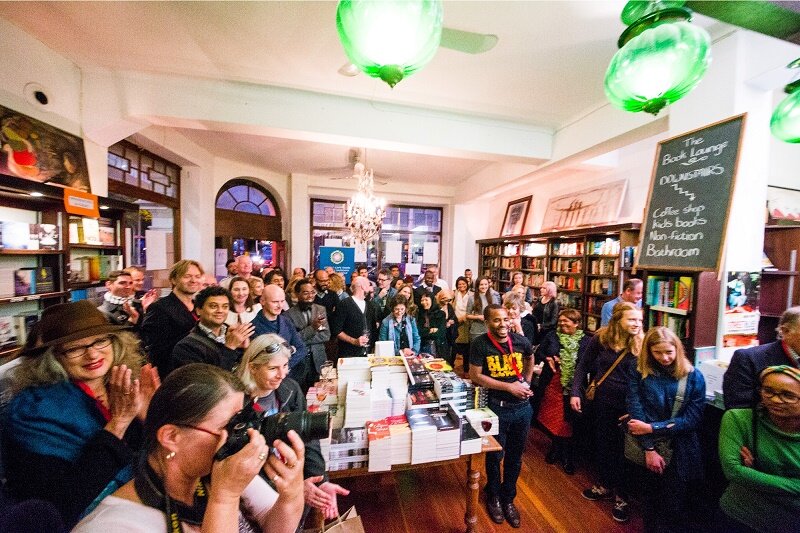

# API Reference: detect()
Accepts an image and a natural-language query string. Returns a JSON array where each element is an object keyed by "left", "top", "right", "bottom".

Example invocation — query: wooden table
[{"left": 325, "top": 436, "right": 502, "bottom": 533}]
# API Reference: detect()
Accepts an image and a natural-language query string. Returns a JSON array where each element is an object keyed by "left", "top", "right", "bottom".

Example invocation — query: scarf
[
  {"left": 556, "top": 329, "right": 585, "bottom": 390},
  {"left": 104, "top": 291, "right": 132, "bottom": 306},
  {"left": 387, "top": 316, "right": 414, "bottom": 352}
]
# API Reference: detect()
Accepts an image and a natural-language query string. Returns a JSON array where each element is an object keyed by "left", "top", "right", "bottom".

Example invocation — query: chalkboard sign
[{"left": 635, "top": 114, "right": 746, "bottom": 272}]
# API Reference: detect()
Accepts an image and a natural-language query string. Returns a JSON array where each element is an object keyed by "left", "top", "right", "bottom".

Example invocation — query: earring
[{"left": 165, "top": 451, "right": 176, "bottom": 460}]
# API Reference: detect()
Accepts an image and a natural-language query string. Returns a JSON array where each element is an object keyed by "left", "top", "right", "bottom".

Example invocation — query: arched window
[{"left": 216, "top": 179, "right": 277, "bottom": 216}]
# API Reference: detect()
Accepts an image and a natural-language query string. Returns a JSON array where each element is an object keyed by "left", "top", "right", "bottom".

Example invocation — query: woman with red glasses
[{"left": 3, "top": 300, "right": 159, "bottom": 527}]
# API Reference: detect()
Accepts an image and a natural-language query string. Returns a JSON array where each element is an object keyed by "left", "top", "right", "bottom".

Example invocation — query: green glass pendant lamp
[
  {"left": 771, "top": 59, "right": 800, "bottom": 143},
  {"left": 605, "top": 0, "right": 711, "bottom": 115},
  {"left": 336, "top": 0, "right": 443, "bottom": 88}
]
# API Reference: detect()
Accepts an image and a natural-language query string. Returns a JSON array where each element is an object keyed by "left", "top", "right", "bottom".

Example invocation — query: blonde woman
[
  {"left": 625, "top": 327, "right": 706, "bottom": 532},
  {"left": 571, "top": 301, "right": 643, "bottom": 523},
  {"left": 237, "top": 334, "right": 349, "bottom": 520},
  {"left": 533, "top": 281, "right": 559, "bottom": 338}
]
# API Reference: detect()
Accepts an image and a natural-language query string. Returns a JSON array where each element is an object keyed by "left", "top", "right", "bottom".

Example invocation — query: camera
[{"left": 215, "top": 401, "right": 330, "bottom": 460}]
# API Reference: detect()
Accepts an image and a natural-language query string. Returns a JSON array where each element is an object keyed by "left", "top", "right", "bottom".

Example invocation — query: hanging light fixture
[
  {"left": 345, "top": 162, "right": 386, "bottom": 243},
  {"left": 336, "top": 0, "right": 443, "bottom": 88},
  {"left": 604, "top": 0, "right": 711, "bottom": 115},
  {"left": 771, "top": 58, "right": 800, "bottom": 143}
]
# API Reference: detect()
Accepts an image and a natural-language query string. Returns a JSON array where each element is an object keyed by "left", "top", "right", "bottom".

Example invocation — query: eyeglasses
[
  {"left": 176, "top": 424, "right": 222, "bottom": 438},
  {"left": 440, "top": 298, "right": 453, "bottom": 303},
  {"left": 262, "top": 342, "right": 297, "bottom": 356},
  {"left": 377, "top": 277, "right": 389, "bottom": 282},
  {"left": 58, "top": 336, "right": 113, "bottom": 359},
  {"left": 761, "top": 386, "right": 800, "bottom": 404}
]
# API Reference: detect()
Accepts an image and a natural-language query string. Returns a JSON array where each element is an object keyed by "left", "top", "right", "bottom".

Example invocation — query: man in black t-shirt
[{"left": 469, "top": 304, "right": 534, "bottom": 529}]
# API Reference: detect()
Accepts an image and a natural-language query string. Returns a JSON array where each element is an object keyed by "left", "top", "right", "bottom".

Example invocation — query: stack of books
[
  {"left": 370, "top": 386, "right": 392, "bottom": 422},
  {"left": 327, "top": 427, "right": 368, "bottom": 472},
  {"left": 343, "top": 381, "right": 371, "bottom": 428},
  {"left": 431, "top": 406, "right": 462, "bottom": 461},
  {"left": 407, "top": 409, "right": 438, "bottom": 464},
  {"left": 387, "top": 414, "right": 411, "bottom": 465},
  {"left": 402, "top": 354, "right": 435, "bottom": 391},
  {"left": 460, "top": 423, "right": 482, "bottom": 455},
  {"left": 370, "top": 355, "right": 408, "bottom": 397},
  {"left": 337, "top": 357, "right": 371, "bottom": 402},
  {"left": 431, "top": 371, "right": 469, "bottom": 415},
  {"left": 367, "top": 419, "right": 392, "bottom": 472},
  {"left": 465, "top": 408, "right": 500, "bottom": 438},
  {"left": 406, "top": 389, "right": 439, "bottom": 411},
  {"left": 388, "top": 384, "right": 407, "bottom": 416}
]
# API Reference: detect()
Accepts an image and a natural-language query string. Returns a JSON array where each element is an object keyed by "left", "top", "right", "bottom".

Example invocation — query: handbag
[
  {"left": 623, "top": 375, "right": 688, "bottom": 468},
  {"left": 584, "top": 350, "right": 628, "bottom": 401}
]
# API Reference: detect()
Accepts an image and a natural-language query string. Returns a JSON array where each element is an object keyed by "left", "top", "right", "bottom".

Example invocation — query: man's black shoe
[
  {"left": 503, "top": 502, "right": 521, "bottom": 528},
  {"left": 562, "top": 458, "right": 575, "bottom": 475},
  {"left": 486, "top": 496, "right": 504, "bottom": 524}
]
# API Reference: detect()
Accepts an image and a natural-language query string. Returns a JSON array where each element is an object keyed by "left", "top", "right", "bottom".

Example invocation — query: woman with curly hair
[{"left": 2, "top": 300, "right": 160, "bottom": 527}]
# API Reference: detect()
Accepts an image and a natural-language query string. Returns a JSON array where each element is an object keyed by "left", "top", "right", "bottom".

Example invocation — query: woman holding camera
[
  {"left": 73, "top": 363, "right": 305, "bottom": 532},
  {"left": 2, "top": 301, "right": 159, "bottom": 527},
  {"left": 237, "top": 334, "right": 349, "bottom": 520}
]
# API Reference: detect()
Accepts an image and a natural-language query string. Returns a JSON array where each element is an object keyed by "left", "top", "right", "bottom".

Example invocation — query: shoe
[
  {"left": 545, "top": 447, "right": 558, "bottom": 464},
  {"left": 486, "top": 496, "right": 504, "bottom": 524},
  {"left": 612, "top": 499, "right": 630, "bottom": 523},
  {"left": 582, "top": 485, "right": 612, "bottom": 501},
  {"left": 561, "top": 458, "right": 575, "bottom": 475},
  {"left": 502, "top": 502, "right": 521, "bottom": 528}
]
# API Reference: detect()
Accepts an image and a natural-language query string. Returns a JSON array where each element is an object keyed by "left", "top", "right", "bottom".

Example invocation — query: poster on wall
[
  {"left": 0, "top": 104, "right": 91, "bottom": 191},
  {"left": 319, "top": 246, "right": 355, "bottom": 282},
  {"left": 722, "top": 271, "right": 761, "bottom": 348},
  {"left": 540, "top": 180, "right": 627, "bottom": 232}
]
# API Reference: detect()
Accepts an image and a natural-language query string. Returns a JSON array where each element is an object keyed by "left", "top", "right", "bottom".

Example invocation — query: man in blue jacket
[{"left": 252, "top": 284, "right": 308, "bottom": 384}]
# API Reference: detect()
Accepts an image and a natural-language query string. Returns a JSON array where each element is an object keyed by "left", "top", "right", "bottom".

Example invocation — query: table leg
[{"left": 465, "top": 454, "right": 481, "bottom": 533}]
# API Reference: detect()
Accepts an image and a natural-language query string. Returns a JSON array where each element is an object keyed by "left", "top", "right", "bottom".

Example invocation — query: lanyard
[
  {"left": 781, "top": 341, "right": 800, "bottom": 368},
  {"left": 487, "top": 333, "right": 523, "bottom": 380},
  {"left": 135, "top": 462, "right": 208, "bottom": 533}
]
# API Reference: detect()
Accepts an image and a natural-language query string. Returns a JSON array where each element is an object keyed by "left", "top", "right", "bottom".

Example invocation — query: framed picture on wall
[{"left": 500, "top": 195, "right": 532, "bottom": 237}]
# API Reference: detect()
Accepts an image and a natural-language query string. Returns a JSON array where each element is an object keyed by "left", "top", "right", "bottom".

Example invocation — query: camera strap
[{"left": 134, "top": 461, "right": 209, "bottom": 533}]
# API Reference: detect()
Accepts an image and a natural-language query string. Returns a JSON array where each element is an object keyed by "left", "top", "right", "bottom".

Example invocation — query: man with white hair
[
  {"left": 331, "top": 276, "right": 375, "bottom": 358},
  {"left": 220, "top": 254, "right": 253, "bottom": 289}
]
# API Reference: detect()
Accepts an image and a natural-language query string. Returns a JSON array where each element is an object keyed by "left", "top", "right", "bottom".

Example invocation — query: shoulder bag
[
  {"left": 584, "top": 350, "right": 628, "bottom": 401},
  {"left": 623, "top": 375, "right": 688, "bottom": 468}
]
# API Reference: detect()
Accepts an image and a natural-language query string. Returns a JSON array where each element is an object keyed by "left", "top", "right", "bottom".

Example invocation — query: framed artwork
[
  {"left": 540, "top": 179, "right": 627, "bottom": 232},
  {"left": 0, "top": 104, "right": 91, "bottom": 191},
  {"left": 500, "top": 195, "right": 532, "bottom": 237},
  {"left": 766, "top": 185, "right": 800, "bottom": 225}
]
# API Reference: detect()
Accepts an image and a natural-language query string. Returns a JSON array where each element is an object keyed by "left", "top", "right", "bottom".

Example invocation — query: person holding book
[
  {"left": 625, "top": 327, "right": 706, "bottom": 532},
  {"left": 469, "top": 304, "right": 534, "bottom": 528},
  {"left": 717, "top": 365, "right": 800, "bottom": 533},
  {"left": 600, "top": 278, "right": 643, "bottom": 327},
  {"left": 379, "top": 295, "right": 420, "bottom": 356},
  {"left": 571, "top": 301, "right": 643, "bottom": 523}
]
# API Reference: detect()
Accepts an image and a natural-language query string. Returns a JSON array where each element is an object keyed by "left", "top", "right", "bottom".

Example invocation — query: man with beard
[
  {"left": 286, "top": 278, "right": 330, "bottom": 387},
  {"left": 140, "top": 259, "right": 203, "bottom": 378}
]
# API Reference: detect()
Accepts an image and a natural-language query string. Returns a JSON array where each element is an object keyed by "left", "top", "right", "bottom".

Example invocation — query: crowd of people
[{"left": 0, "top": 257, "right": 798, "bottom": 533}]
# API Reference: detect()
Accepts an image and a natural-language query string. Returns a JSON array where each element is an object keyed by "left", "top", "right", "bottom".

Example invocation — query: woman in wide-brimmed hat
[{"left": 2, "top": 300, "right": 160, "bottom": 527}]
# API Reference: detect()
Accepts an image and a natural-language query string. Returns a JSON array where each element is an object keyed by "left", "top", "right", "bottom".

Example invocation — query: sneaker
[
  {"left": 612, "top": 499, "right": 630, "bottom": 523},
  {"left": 581, "top": 485, "right": 612, "bottom": 501}
]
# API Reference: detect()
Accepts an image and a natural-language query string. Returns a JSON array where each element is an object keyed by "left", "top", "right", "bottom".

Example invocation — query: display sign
[
  {"left": 319, "top": 246, "right": 355, "bottom": 281},
  {"left": 63, "top": 187, "right": 99, "bottom": 218},
  {"left": 636, "top": 114, "right": 746, "bottom": 272}
]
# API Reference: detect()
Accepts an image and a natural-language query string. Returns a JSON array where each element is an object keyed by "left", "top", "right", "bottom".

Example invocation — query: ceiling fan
[
  {"left": 338, "top": 27, "right": 499, "bottom": 77},
  {"left": 314, "top": 148, "right": 390, "bottom": 185}
]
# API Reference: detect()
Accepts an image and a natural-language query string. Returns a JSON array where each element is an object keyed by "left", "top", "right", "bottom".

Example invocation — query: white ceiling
[{"left": 0, "top": 1, "right": 722, "bottom": 189}]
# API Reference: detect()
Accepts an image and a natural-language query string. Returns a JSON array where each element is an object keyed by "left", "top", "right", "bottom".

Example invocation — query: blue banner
[{"left": 319, "top": 246, "right": 355, "bottom": 282}]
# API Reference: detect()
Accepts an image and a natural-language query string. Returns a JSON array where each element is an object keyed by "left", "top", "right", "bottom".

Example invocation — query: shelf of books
[
  {"left": 479, "top": 243, "right": 502, "bottom": 290},
  {"left": 67, "top": 215, "right": 124, "bottom": 295},
  {"left": 497, "top": 242, "right": 521, "bottom": 292},
  {"left": 643, "top": 273, "right": 695, "bottom": 354},
  {"left": 549, "top": 238, "right": 584, "bottom": 310},
  {"left": 520, "top": 241, "right": 547, "bottom": 290}
]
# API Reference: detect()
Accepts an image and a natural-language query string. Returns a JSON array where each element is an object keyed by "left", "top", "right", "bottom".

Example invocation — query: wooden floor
[{"left": 332, "top": 428, "right": 644, "bottom": 533}]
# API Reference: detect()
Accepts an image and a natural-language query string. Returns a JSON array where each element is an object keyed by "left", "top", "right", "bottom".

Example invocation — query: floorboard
[{"left": 331, "top": 428, "right": 644, "bottom": 532}]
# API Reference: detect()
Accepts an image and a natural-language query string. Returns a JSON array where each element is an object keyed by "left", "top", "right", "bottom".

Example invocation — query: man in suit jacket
[
  {"left": 331, "top": 276, "right": 375, "bottom": 358},
  {"left": 286, "top": 279, "right": 330, "bottom": 384},
  {"left": 140, "top": 260, "right": 203, "bottom": 378},
  {"left": 414, "top": 266, "right": 443, "bottom": 303},
  {"left": 723, "top": 306, "right": 800, "bottom": 408},
  {"left": 313, "top": 269, "right": 338, "bottom": 317}
]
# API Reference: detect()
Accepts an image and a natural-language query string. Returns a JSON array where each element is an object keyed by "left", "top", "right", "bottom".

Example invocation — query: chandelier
[{"left": 345, "top": 162, "right": 386, "bottom": 243}]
